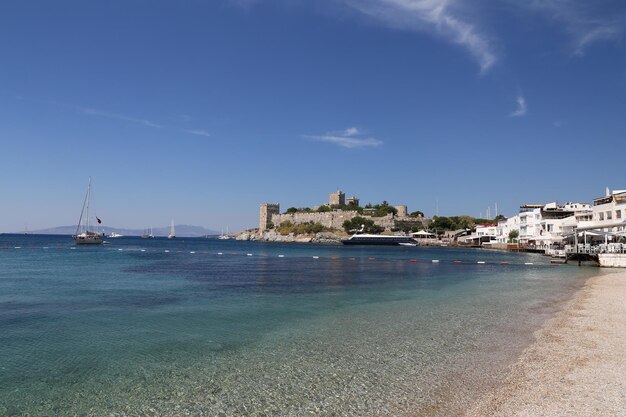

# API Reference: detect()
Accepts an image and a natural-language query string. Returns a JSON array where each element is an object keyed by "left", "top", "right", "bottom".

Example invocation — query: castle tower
[
  {"left": 346, "top": 196, "right": 360, "bottom": 207},
  {"left": 259, "top": 203, "right": 280, "bottom": 232},
  {"left": 395, "top": 205, "right": 408, "bottom": 217},
  {"left": 329, "top": 190, "right": 345, "bottom": 206}
]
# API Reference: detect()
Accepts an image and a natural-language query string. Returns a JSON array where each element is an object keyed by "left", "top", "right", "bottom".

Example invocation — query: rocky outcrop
[{"left": 235, "top": 230, "right": 343, "bottom": 244}]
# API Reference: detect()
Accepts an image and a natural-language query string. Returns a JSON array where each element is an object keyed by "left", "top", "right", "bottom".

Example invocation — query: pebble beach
[{"left": 467, "top": 270, "right": 626, "bottom": 416}]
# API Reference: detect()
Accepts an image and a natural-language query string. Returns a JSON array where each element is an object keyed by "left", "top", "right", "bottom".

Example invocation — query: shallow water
[{"left": 0, "top": 234, "right": 597, "bottom": 415}]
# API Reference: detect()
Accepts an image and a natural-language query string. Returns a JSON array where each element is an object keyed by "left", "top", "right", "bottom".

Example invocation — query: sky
[{"left": 1, "top": 0, "right": 625, "bottom": 232}]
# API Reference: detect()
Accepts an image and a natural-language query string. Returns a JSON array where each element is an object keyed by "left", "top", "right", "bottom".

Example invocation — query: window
[
  {"left": 599, "top": 212, "right": 604, "bottom": 221},
  {"left": 617, "top": 210, "right": 622, "bottom": 219},
  {"left": 607, "top": 211, "right": 612, "bottom": 220}
]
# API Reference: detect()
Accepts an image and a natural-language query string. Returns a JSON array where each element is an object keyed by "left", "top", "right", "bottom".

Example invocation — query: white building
[
  {"left": 496, "top": 215, "right": 520, "bottom": 244},
  {"left": 577, "top": 188, "right": 626, "bottom": 233}
]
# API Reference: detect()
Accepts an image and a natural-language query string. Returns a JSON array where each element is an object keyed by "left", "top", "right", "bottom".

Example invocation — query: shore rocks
[{"left": 234, "top": 230, "right": 343, "bottom": 244}]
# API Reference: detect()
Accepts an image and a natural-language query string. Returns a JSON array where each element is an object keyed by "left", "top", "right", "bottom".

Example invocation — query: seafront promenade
[{"left": 467, "top": 271, "right": 626, "bottom": 416}]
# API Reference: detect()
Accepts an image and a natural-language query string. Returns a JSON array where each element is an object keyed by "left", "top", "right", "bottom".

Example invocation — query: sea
[{"left": 0, "top": 234, "right": 598, "bottom": 416}]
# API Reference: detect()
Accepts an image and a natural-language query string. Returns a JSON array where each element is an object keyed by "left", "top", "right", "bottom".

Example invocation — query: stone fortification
[
  {"left": 270, "top": 211, "right": 360, "bottom": 230},
  {"left": 269, "top": 211, "right": 412, "bottom": 231}
]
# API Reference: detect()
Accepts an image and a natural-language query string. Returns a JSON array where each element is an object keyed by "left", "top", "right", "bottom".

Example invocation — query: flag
[{"left": 96, "top": 217, "right": 102, "bottom": 224}]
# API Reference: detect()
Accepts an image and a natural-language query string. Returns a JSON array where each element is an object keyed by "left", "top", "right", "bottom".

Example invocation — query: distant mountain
[{"left": 34, "top": 225, "right": 221, "bottom": 237}]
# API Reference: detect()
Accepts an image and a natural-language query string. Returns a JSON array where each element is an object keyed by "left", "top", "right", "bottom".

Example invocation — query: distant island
[{"left": 31, "top": 224, "right": 219, "bottom": 238}]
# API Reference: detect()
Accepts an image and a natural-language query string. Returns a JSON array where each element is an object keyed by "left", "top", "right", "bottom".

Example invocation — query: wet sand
[{"left": 467, "top": 270, "right": 626, "bottom": 416}]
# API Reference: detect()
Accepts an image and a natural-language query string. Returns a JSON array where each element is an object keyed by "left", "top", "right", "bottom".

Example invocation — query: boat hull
[
  {"left": 73, "top": 233, "right": 103, "bottom": 245},
  {"left": 341, "top": 236, "right": 417, "bottom": 246}
]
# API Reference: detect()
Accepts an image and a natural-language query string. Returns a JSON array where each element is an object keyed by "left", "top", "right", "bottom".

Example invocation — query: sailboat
[
  {"left": 142, "top": 226, "right": 155, "bottom": 239},
  {"left": 73, "top": 177, "right": 103, "bottom": 245},
  {"left": 218, "top": 226, "right": 232, "bottom": 240},
  {"left": 168, "top": 220, "right": 176, "bottom": 239}
]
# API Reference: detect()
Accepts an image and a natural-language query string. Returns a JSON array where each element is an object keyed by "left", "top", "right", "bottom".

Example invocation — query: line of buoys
[{"left": 0, "top": 245, "right": 554, "bottom": 267}]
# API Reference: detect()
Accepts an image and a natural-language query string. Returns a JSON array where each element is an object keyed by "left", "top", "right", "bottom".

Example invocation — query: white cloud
[
  {"left": 509, "top": 95, "right": 526, "bottom": 117},
  {"left": 81, "top": 107, "right": 162, "bottom": 128},
  {"left": 340, "top": 0, "right": 496, "bottom": 73},
  {"left": 304, "top": 126, "right": 383, "bottom": 148},
  {"left": 524, "top": 0, "right": 624, "bottom": 55},
  {"left": 183, "top": 129, "right": 211, "bottom": 137}
]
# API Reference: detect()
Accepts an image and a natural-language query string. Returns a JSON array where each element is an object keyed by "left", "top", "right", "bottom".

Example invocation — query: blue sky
[{"left": 1, "top": 0, "right": 625, "bottom": 232}]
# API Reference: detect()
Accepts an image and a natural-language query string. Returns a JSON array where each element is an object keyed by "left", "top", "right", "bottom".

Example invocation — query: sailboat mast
[
  {"left": 86, "top": 177, "right": 91, "bottom": 232},
  {"left": 76, "top": 178, "right": 90, "bottom": 236}
]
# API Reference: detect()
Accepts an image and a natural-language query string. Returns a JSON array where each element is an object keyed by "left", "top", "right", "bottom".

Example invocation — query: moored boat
[
  {"left": 73, "top": 177, "right": 103, "bottom": 245},
  {"left": 341, "top": 233, "right": 417, "bottom": 246}
]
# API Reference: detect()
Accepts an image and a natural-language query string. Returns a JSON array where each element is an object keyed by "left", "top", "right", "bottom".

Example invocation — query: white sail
[{"left": 168, "top": 220, "right": 176, "bottom": 239}]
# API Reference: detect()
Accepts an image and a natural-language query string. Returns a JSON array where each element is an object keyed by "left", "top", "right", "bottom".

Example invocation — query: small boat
[
  {"left": 73, "top": 177, "right": 103, "bottom": 245},
  {"left": 168, "top": 220, "right": 176, "bottom": 239},
  {"left": 109, "top": 232, "right": 124, "bottom": 238}
]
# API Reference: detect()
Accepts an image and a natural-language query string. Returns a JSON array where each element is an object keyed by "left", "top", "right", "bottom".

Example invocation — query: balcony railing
[{"left": 565, "top": 243, "right": 626, "bottom": 255}]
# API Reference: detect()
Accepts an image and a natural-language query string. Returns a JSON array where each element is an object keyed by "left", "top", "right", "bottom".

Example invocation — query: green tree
[
  {"left": 508, "top": 229, "right": 519, "bottom": 243},
  {"left": 342, "top": 216, "right": 383, "bottom": 234},
  {"left": 285, "top": 207, "right": 298, "bottom": 214},
  {"left": 317, "top": 205, "right": 331, "bottom": 213},
  {"left": 410, "top": 210, "right": 424, "bottom": 217}
]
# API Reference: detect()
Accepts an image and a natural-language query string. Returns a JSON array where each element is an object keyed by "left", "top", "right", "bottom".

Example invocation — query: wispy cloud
[
  {"left": 303, "top": 126, "right": 383, "bottom": 149},
  {"left": 339, "top": 0, "right": 497, "bottom": 73},
  {"left": 183, "top": 129, "right": 211, "bottom": 137},
  {"left": 509, "top": 95, "right": 526, "bottom": 117},
  {"left": 524, "top": 0, "right": 625, "bottom": 55},
  {"left": 81, "top": 107, "right": 162, "bottom": 128}
]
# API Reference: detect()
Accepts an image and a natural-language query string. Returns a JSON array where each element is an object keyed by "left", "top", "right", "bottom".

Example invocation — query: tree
[
  {"left": 285, "top": 207, "right": 298, "bottom": 214},
  {"left": 410, "top": 210, "right": 424, "bottom": 217},
  {"left": 494, "top": 214, "right": 506, "bottom": 222},
  {"left": 508, "top": 229, "right": 519, "bottom": 243},
  {"left": 317, "top": 205, "right": 331, "bottom": 213},
  {"left": 342, "top": 216, "right": 383, "bottom": 234}
]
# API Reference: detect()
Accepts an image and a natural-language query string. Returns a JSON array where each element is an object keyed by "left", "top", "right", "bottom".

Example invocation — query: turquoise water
[{"left": 0, "top": 234, "right": 597, "bottom": 415}]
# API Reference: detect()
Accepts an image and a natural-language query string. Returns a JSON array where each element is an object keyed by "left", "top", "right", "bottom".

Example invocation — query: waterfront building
[{"left": 578, "top": 188, "right": 626, "bottom": 233}]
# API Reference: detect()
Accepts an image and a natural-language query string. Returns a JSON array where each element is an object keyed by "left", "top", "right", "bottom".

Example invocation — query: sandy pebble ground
[{"left": 466, "top": 270, "right": 626, "bottom": 417}]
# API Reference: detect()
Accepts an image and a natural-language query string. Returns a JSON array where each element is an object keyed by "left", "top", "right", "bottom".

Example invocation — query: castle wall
[{"left": 270, "top": 211, "right": 417, "bottom": 231}]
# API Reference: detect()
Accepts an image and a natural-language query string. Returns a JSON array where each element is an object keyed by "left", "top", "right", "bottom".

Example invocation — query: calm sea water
[{"left": 0, "top": 234, "right": 598, "bottom": 416}]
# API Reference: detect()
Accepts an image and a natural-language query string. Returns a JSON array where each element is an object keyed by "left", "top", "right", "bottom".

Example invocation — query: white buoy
[
  {"left": 247, "top": 253, "right": 253, "bottom": 256},
  {"left": 140, "top": 249, "right": 146, "bottom": 252},
  {"left": 432, "top": 260, "right": 439, "bottom": 263},
  {"left": 524, "top": 262, "right": 534, "bottom": 265},
  {"left": 118, "top": 249, "right": 123, "bottom": 251},
  {"left": 278, "top": 254, "right": 285, "bottom": 258},
  {"left": 313, "top": 256, "right": 320, "bottom": 259},
  {"left": 164, "top": 250, "right": 169, "bottom": 253},
  {"left": 218, "top": 252, "right": 223, "bottom": 255},
  {"left": 477, "top": 261, "right": 486, "bottom": 264},
  {"left": 190, "top": 251, "right": 195, "bottom": 254}
]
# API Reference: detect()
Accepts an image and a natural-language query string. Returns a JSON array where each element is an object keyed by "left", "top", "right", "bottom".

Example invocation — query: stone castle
[{"left": 259, "top": 190, "right": 424, "bottom": 233}]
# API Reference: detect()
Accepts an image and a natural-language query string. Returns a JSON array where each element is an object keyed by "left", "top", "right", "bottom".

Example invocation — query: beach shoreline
[{"left": 466, "top": 270, "right": 626, "bottom": 416}]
